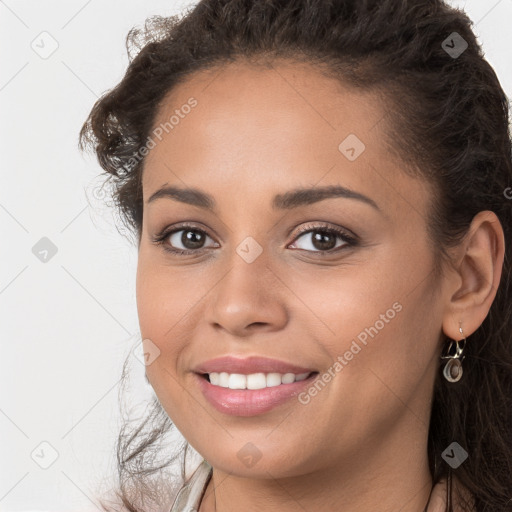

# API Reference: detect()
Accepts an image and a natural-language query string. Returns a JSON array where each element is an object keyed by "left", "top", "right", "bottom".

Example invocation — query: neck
[{"left": 199, "top": 424, "right": 434, "bottom": 512}]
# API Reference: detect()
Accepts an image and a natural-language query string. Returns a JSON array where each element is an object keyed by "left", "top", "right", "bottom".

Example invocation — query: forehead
[
  {"left": 145, "top": 58, "right": 387, "bottom": 164},
  {"left": 142, "top": 59, "right": 430, "bottom": 219}
]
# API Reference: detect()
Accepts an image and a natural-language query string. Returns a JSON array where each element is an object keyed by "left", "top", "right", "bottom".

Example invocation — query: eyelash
[{"left": 151, "top": 222, "right": 358, "bottom": 256}]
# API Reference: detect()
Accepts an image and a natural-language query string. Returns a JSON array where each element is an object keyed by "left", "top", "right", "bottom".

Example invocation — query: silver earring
[{"left": 441, "top": 325, "right": 466, "bottom": 383}]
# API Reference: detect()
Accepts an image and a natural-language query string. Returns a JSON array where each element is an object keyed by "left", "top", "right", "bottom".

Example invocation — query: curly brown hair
[{"left": 79, "top": 1, "right": 512, "bottom": 510}]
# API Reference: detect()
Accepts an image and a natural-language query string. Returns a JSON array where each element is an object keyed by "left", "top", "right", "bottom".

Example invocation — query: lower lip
[{"left": 194, "top": 372, "right": 319, "bottom": 417}]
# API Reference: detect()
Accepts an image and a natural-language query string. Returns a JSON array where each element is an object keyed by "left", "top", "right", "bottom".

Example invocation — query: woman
[{"left": 79, "top": 0, "right": 512, "bottom": 510}]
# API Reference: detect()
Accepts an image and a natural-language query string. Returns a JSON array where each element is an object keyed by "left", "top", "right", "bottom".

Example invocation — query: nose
[{"left": 204, "top": 246, "right": 288, "bottom": 338}]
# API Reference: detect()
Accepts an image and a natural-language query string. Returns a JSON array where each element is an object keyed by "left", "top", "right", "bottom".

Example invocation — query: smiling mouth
[
  {"left": 199, "top": 371, "right": 319, "bottom": 391},
  {"left": 195, "top": 370, "right": 321, "bottom": 416}
]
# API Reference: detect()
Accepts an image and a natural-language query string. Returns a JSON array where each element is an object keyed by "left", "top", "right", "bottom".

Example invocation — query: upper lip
[{"left": 193, "top": 356, "right": 318, "bottom": 375}]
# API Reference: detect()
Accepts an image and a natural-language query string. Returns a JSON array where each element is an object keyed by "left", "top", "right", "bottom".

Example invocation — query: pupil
[
  {"left": 313, "top": 231, "right": 336, "bottom": 251},
  {"left": 183, "top": 230, "right": 204, "bottom": 249}
]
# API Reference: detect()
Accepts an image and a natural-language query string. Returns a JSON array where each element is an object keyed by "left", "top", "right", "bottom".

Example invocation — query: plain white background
[{"left": 1, "top": 1, "right": 511, "bottom": 510}]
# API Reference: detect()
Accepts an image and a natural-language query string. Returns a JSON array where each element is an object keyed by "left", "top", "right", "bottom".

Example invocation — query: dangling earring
[{"left": 441, "top": 325, "right": 466, "bottom": 383}]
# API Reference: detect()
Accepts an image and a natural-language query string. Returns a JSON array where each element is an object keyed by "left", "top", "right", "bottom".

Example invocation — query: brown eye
[
  {"left": 172, "top": 229, "right": 208, "bottom": 250},
  {"left": 288, "top": 224, "right": 356, "bottom": 254},
  {"left": 153, "top": 224, "right": 219, "bottom": 255},
  {"left": 165, "top": 228, "right": 218, "bottom": 253}
]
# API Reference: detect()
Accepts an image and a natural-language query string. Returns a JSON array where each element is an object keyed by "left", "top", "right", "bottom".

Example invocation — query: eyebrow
[{"left": 146, "top": 184, "right": 380, "bottom": 212}]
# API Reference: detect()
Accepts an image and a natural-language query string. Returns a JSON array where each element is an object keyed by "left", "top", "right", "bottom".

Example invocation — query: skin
[{"left": 136, "top": 59, "right": 505, "bottom": 511}]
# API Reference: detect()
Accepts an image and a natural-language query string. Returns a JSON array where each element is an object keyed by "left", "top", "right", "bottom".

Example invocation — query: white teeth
[
  {"left": 266, "top": 373, "right": 282, "bottom": 387},
  {"left": 228, "top": 373, "right": 246, "bottom": 389},
  {"left": 207, "top": 371, "right": 311, "bottom": 389},
  {"left": 247, "top": 373, "right": 267, "bottom": 390}
]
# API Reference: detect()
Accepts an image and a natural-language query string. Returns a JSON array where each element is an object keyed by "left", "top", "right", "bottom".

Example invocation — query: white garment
[{"left": 169, "top": 459, "right": 213, "bottom": 512}]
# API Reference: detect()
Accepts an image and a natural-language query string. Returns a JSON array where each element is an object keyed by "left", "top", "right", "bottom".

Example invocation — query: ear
[{"left": 442, "top": 210, "right": 505, "bottom": 340}]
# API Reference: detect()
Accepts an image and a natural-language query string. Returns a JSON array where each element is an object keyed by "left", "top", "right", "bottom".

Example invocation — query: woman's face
[{"left": 136, "top": 60, "right": 447, "bottom": 479}]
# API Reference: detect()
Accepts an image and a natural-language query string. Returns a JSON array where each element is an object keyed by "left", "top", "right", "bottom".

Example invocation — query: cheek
[
  {"left": 135, "top": 258, "right": 184, "bottom": 389},
  {"left": 290, "top": 239, "right": 437, "bottom": 383},
  {"left": 135, "top": 253, "right": 212, "bottom": 407},
  {"left": 135, "top": 252, "right": 199, "bottom": 343},
  {"left": 286, "top": 255, "right": 409, "bottom": 349}
]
